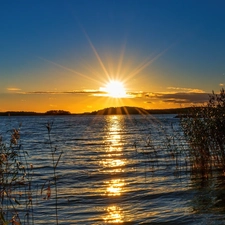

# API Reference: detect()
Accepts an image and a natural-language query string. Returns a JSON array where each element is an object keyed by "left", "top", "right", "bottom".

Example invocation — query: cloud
[
  {"left": 50, "top": 104, "right": 57, "bottom": 107},
  {"left": 141, "top": 86, "right": 209, "bottom": 105},
  {"left": 25, "top": 90, "right": 104, "bottom": 95},
  {"left": 167, "top": 87, "right": 205, "bottom": 93},
  {"left": 162, "top": 98, "right": 188, "bottom": 103},
  {"left": 126, "top": 91, "right": 144, "bottom": 98},
  {"left": 148, "top": 92, "right": 209, "bottom": 104},
  {"left": 144, "top": 92, "right": 163, "bottom": 98},
  {"left": 3, "top": 86, "right": 211, "bottom": 106},
  {"left": 7, "top": 87, "right": 21, "bottom": 91},
  {"left": 23, "top": 89, "right": 137, "bottom": 99},
  {"left": 219, "top": 83, "right": 224, "bottom": 87},
  {"left": 143, "top": 86, "right": 210, "bottom": 105}
]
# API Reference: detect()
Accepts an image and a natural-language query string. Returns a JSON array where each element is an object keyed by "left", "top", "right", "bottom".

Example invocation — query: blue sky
[{"left": 1, "top": 0, "right": 225, "bottom": 112}]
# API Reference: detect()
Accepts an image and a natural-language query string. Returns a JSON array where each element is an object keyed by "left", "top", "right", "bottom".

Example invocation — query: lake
[{"left": 1, "top": 114, "right": 225, "bottom": 224}]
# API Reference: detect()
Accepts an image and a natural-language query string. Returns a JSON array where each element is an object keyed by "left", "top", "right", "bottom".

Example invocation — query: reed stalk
[{"left": 46, "top": 122, "right": 63, "bottom": 225}]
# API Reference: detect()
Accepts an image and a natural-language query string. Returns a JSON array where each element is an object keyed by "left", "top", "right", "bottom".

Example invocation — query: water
[{"left": 1, "top": 114, "right": 225, "bottom": 224}]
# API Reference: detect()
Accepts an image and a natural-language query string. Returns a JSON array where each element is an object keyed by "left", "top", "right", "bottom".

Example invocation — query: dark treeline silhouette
[
  {"left": 45, "top": 110, "right": 71, "bottom": 115},
  {"left": 85, "top": 106, "right": 191, "bottom": 115},
  {"left": 0, "top": 111, "right": 43, "bottom": 116},
  {"left": 0, "top": 107, "right": 192, "bottom": 116},
  {"left": 0, "top": 110, "right": 71, "bottom": 116}
]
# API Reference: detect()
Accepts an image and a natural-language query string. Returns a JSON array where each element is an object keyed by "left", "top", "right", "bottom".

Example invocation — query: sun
[{"left": 105, "top": 80, "right": 126, "bottom": 98}]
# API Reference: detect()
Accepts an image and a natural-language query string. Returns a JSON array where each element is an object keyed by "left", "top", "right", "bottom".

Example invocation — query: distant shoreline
[{"left": 0, "top": 106, "right": 192, "bottom": 116}]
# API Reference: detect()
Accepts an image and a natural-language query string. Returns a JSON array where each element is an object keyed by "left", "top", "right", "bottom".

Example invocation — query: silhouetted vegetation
[
  {"left": 0, "top": 111, "right": 42, "bottom": 116},
  {"left": 88, "top": 106, "right": 191, "bottom": 115},
  {"left": 180, "top": 89, "right": 225, "bottom": 175},
  {"left": 0, "top": 123, "right": 62, "bottom": 224},
  {"left": 45, "top": 110, "right": 71, "bottom": 115},
  {"left": 0, "top": 110, "right": 71, "bottom": 116},
  {"left": 0, "top": 107, "right": 192, "bottom": 116},
  {"left": 0, "top": 126, "right": 35, "bottom": 224}
]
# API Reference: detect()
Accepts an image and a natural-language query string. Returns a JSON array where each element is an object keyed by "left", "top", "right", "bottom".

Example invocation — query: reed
[
  {"left": 180, "top": 88, "right": 225, "bottom": 176},
  {"left": 45, "top": 122, "right": 63, "bottom": 225},
  {"left": 0, "top": 126, "right": 34, "bottom": 225},
  {"left": 133, "top": 115, "right": 188, "bottom": 176},
  {"left": 0, "top": 122, "right": 62, "bottom": 225}
]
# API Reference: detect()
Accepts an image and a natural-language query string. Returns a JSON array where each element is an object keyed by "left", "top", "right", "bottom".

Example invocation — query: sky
[{"left": 1, "top": 0, "right": 225, "bottom": 113}]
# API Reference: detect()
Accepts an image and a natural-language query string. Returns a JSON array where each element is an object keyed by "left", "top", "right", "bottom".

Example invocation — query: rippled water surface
[{"left": 1, "top": 114, "right": 225, "bottom": 224}]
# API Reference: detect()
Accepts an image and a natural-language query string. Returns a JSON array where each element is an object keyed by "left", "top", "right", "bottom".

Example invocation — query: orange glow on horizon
[{"left": 0, "top": 34, "right": 202, "bottom": 113}]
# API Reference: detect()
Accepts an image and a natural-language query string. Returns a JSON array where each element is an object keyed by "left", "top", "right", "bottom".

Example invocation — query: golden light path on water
[{"left": 101, "top": 115, "right": 126, "bottom": 223}]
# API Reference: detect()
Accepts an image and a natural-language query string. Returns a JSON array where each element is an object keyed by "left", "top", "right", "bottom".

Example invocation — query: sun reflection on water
[
  {"left": 104, "top": 205, "right": 124, "bottom": 223},
  {"left": 106, "top": 179, "right": 125, "bottom": 196},
  {"left": 101, "top": 115, "right": 126, "bottom": 222},
  {"left": 101, "top": 159, "right": 125, "bottom": 173}
]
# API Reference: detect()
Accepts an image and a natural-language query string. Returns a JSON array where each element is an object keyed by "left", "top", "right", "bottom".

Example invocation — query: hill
[{"left": 86, "top": 106, "right": 191, "bottom": 115}]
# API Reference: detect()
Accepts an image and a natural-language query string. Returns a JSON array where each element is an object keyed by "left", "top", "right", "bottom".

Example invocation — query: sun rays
[{"left": 36, "top": 29, "right": 170, "bottom": 113}]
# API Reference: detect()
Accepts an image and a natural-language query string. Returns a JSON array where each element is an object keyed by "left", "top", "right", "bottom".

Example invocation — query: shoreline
[{"left": 0, "top": 106, "right": 192, "bottom": 116}]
